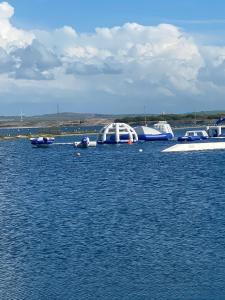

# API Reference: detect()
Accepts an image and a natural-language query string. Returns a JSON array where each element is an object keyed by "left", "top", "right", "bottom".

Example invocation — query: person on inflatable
[{"left": 81, "top": 136, "right": 90, "bottom": 146}]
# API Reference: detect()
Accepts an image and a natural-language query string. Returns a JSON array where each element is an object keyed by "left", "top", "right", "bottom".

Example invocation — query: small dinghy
[
  {"left": 177, "top": 130, "right": 208, "bottom": 142},
  {"left": 30, "top": 136, "right": 55, "bottom": 147},
  {"left": 74, "top": 136, "right": 97, "bottom": 148}
]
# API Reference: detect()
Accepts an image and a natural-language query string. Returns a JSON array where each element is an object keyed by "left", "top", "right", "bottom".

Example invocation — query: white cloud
[
  {"left": 198, "top": 46, "right": 225, "bottom": 86},
  {"left": 0, "top": 2, "right": 34, "bottom": 49},
  {"left": 0, "top": 2, "right": 225, "bottom": 113},
  {"left": 10, "top": 40, "right": 61, "bottom": 80}
]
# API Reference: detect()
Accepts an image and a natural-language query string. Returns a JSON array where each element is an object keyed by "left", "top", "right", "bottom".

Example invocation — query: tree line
[{"left": 114, "top": 112, "right": 225, "bottom": 125}]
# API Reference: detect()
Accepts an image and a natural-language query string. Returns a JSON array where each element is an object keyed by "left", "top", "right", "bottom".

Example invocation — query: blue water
[
  {"left": 1, "top": 133, "right": 225, "bottom": 300},
  {"left": 0, "top": 125, "right": 102, "bottom": 137}
]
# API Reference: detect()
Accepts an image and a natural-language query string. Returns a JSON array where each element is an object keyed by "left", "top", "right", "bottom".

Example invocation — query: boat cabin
[
  {"left": 177, "top": 130, "right": 208, "bottom": 142},
  {"left": 185, "top": 130, "right": 208, "bottom": 138},
  {"left": 206, "top": 125, "right": 225, "bottom": 137}
]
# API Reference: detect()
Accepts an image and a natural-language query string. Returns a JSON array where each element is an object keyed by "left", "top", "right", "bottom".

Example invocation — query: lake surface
[
  {"left": 0, "top": 125, "right": 102, "bottom": 137},
  {"left": 1, "top": 132, "right": 225, "bottom": 300}
]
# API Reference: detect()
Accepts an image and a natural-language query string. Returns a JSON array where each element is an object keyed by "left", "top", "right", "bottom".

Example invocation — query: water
[
  {"left": 1, "top": 133, "right": 225, "bottom": 300},
  {"left": 0, "top": 125, "right": 102, "bottom": 137}
]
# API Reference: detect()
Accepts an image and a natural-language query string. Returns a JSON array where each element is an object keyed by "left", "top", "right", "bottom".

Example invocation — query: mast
[
  {"left": 20, "top": 110, "right": 23, "bottom": 122},
  {"left": 144, "top": 105, "right": 147, "bottom": 126},
  {"left": 57, "top": 103, "right": 60, "bottom": 127},
  {"left": 194, "top": 111, "right": 197, "bottom": 125}
]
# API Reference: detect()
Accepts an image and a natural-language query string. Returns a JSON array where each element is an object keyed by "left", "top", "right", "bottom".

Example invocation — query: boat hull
[
  {"left": 30, "top": 137, "right": 55, "bottom": 147},
  {"left": 177, "top": 136, "right": 208, "bottom": 142},
  {"left": 31, "top": 143, "right": 52, "bottom": 148}
]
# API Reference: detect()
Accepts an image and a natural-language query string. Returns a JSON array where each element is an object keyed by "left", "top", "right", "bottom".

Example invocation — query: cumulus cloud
[
  {"left": 59, "top": 22, "right": 204, "bottom": 99},
  {"left": 198, "top": 46, "right": 225, "bottom": 86},
  {"left": 0, "top": 47, "right": 15, "bottom": 73},
  {"left": 10, "top": 40, "right": 61, "bottom": 80},
  {"left": 0, "top": 2, "right": 60, "bottom": 80},
  {"left": 0, "top": 1, "right": 225, "bottom": 113},
  {"left": 0, "top": 1, "right": 34, "bottom": 49},
  {"left": 66, "top": 59, "right": 122, "bottom": 76}
]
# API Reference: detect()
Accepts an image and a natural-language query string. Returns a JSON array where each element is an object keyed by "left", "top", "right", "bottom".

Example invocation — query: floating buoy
[
  {"left": 139, "top": 149, "right": 143, "bottom": 152},
  {"left": 75, "top": 152, "right": 81, "bottom": 156},
  {"left": 128, "top": 140, "right": 132, "bottom": 144}
]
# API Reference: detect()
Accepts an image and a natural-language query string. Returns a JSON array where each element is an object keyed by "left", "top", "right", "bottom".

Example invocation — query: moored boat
[
  {"left": 177, "top": 130, "right": 208, "bottom": 142},
  {"left": 30, "top": 136, "right": 55, "bottom": 147}
]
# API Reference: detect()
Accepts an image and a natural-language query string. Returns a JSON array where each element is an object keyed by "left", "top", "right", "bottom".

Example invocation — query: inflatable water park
[
  {"left": 29, "top": 116, "right": 225, "bottom": 152},
  {"left": 29, "top": 121, "right": 174, "bottom": 147},
  {"left": 96, "top": 121, "right": 174, "bottom": 144}
]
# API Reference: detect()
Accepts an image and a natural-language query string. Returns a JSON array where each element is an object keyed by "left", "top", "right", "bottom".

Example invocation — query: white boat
[{"left": 177, "top": 130, "right": 208, "bottom": 142}]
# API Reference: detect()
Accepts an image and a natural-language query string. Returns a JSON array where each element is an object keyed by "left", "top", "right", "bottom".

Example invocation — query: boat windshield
[
  {"left": 197, "top": 132, "right": 203, "bottom": 136},
  {"left": 186, "top": 131, "right": 204, "bottom": 137},
  {"left": 187, "top": 132, "right": 195, "bottom": 136}
]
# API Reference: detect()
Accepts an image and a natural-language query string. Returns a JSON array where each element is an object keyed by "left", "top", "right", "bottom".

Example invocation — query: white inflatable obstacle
[
  {"left": 97, "top": 122, "right": 138, "bottom": 144},
  {"left": 162, "top": 142, "right": 225, "bottom": 152},
  {"left": 74, "top": 136, "right": 97, "bottom": 148},
  {"left": 153, "top": 121, "right": 174, "bottom": 138},
  {"left": 74, "top": 141, "right": 97, "bottom": 148}
]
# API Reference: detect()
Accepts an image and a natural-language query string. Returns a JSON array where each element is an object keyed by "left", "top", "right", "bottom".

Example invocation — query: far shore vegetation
[
  {"left": 0, "top": 111, "right": 224, "bottom": 140},
  {"left": 114, "top": 112, "right": 225, "bottom": 126}
]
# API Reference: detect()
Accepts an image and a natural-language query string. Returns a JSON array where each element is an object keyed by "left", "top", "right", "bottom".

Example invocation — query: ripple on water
[{"left": 0, "top": 135, "right": 225, "bottom": 300}]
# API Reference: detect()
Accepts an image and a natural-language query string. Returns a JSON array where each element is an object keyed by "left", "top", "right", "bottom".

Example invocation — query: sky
[{"left": 1, "top": 0, "right": 225, "bottom": 115}]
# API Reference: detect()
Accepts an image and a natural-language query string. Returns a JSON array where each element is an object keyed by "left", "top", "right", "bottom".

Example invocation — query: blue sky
[
  {"left": 9, "top": 0, "right": 225, "bottom": 32},
  {"left": 0, "top": 0, "right": 225, "bottom": 115}
]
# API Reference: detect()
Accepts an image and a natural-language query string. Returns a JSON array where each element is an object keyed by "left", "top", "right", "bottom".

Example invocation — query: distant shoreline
[
  {"left": 0, "top": 126, "right": 40, "bottom": 130},
  {"left": 0, "top": 131, "right": 97, "bottom": 141}
]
